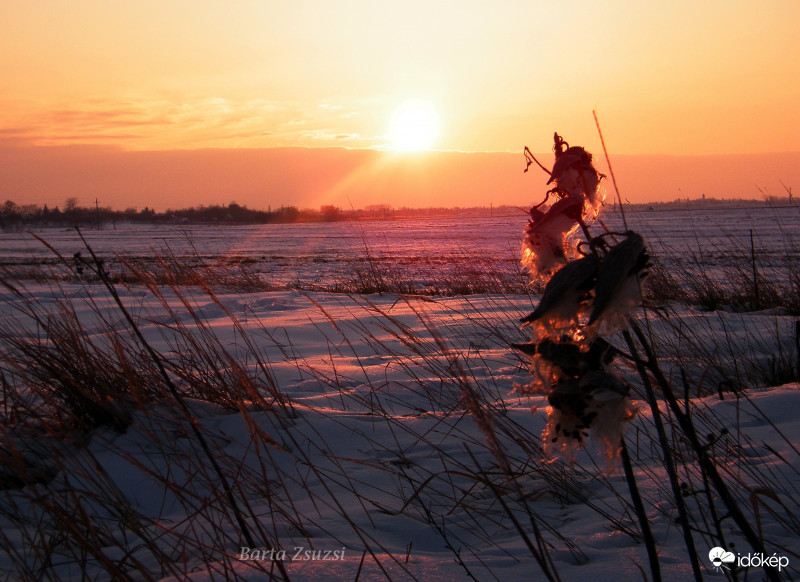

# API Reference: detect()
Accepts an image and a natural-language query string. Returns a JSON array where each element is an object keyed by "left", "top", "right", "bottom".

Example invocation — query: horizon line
[{"left": 3, "top": 141, "right": 800, "bottom": 158}]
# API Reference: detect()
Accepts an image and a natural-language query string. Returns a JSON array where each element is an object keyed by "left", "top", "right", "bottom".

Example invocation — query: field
[{"left": 1, "top": 204, "right": 799, "bottom": 580}]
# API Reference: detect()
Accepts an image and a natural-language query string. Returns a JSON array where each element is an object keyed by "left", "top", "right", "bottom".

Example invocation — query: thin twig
[
  {"left": 524, "top": 146, "right": 552, "bottom": 176},
  {"left": 593, "top": 111, "right": 628, "bottom": 230}
]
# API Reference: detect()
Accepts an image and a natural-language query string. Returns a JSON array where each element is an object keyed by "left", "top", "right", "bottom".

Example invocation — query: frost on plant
[{"left": 516, "top": 133, "right": 647, "bottom": 463}]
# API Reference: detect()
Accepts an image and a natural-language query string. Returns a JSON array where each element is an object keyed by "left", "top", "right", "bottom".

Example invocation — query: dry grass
[{"left": 0, "top": 237, "right": 798, "bottom": 580}]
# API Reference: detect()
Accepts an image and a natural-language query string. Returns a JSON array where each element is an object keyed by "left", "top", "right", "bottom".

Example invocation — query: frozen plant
[
  {"left": 521, "top": 133, "right": 606, "bottom": 279},
  {"left": 519, "top": 254, "right": 598, "bottom": 336},
  {"left": 585, "top": 232, "right": 649, "bottom": 338},
  {"left": 516, "top": 133, "right": 648, "bottom": 462}
]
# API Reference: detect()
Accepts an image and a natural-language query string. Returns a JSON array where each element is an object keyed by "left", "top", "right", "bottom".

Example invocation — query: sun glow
[{"left": 388, "top": 100, "right": 440, "bottom": 151}]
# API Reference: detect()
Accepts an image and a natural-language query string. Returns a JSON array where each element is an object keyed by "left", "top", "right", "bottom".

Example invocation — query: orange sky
[{"left": 2, "top": 1, "right": 799, "bottom": 209}]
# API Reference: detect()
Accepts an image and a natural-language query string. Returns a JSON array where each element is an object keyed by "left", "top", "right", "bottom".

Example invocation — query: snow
[
  {"left": 3, "top": 203, "right": 798, "bottom": 290},
  {"left": 1, "top": 210, "right": 800, "bottom": 580}
]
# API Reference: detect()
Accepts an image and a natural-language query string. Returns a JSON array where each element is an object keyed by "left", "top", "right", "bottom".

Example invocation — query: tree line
[
  {"left": 0, "top": 198, "right": 528, "bottom": 230},
  {"left": 0, "top": 199, "right": 351, "bottom": 229}
]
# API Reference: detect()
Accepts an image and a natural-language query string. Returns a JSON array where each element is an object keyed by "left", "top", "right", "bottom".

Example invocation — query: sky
[{"left": 2, "top": 1, "right": 799, "bottom": 210}]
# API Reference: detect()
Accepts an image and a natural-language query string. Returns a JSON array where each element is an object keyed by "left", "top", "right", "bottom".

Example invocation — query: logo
[
  {"left": 708, "top": 547, "right": 736, "bottom": 572},
  {"left": 707, "top": 546, "right": 790, "bottom": 573}
]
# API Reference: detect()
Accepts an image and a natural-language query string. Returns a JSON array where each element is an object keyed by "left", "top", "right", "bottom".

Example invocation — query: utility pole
[{"left": 95, "top": 198, "right": 100, "bottom": 230}]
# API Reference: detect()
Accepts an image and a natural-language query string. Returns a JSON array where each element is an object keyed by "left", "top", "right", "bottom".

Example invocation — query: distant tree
[
  {"left": 0, "top": 200, "right": 20, "bottom": 230},
  {"left": 64, "top": 197, "right": 79, "bottom": 213},
  {"left": 321, "top": 205, "right": 343, "bottom": 221},
  {"left": 278, "top": 206, "right": 300, "bottom": 222},
  {"left": 20, "top": 204, "right": 39, "bottom": 216}
]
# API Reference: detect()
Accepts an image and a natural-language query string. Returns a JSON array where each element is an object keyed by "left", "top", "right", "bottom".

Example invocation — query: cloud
[{"left": 0, "top": 97, "right": 382, "bottom": 151}]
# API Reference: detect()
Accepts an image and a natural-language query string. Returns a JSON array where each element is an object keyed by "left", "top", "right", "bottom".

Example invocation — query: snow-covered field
[
  {"left": 1, "top": 208, "right": 799, "bottom": 580},
  {"left": 2, "top": 204, "right": 799, "bottom": 290}
]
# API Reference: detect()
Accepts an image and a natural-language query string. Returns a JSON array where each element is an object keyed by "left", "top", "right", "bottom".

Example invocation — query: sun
[{"left": 388, "top": 100, "right": 440, "bottom": 151}]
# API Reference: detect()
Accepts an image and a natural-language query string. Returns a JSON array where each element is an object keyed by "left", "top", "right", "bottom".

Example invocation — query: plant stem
[
  {"left": 630, "top": 321, "right": 781, "bottom": 582},
  {"left": 620, "top": 437, "right": 662, "bottom": 582},
  {"left": 751, "top": 229, "right": 760, "bottom": 308},
  {"left": 622, "top": 330, "right": 703, "bottom": 581}
]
